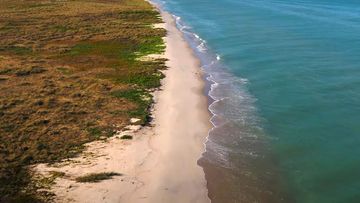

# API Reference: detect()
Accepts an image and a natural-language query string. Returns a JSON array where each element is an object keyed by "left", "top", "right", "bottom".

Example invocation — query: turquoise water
[{"left": 156, "top": 0, "right": 360, "bottom": 202}]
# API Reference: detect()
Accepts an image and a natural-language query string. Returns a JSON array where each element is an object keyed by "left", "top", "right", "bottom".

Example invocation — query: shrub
[{"left": 75, "top": 172, "right": 122, "bottom": 183}]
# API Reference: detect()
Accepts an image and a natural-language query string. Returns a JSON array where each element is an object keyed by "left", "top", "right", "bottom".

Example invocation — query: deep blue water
[{"left": 155, "top": 0, "right": 360, "bottom": 202}]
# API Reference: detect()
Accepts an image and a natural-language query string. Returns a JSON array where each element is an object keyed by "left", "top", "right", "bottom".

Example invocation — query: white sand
[{"left": 34, "top": 7, "right": 211, "bottom": 203}]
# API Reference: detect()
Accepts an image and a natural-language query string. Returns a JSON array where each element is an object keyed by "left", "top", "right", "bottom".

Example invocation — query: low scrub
[
  {"left": 120, "top": 135, "right": 133, "bottom": 139},
  {"left": 75, "top": 172, "right": 122, "bottom": 183},
  {"left": 0, "top": 0, "right": 166, "bottom": 201}
]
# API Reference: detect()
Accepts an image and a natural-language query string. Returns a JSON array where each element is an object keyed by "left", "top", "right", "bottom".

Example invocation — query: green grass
[
  {"left": 75, "top": 172, "right": 122, "bottom": 183},
  {"left": 118, "top": 10, "right": 161, "bottom": 22},
  {"left": 67, "top": 41, "right": 133, "bottom": 60},
  {"left": 51, "top": 25, "right": 70, "bottom": 33},
  {"left": 86, "top": 127, "right": 115, "bottom": 139},
  {"left": 0, "top": 68, "right": 12, "bottom": 75},
  {"left": 67, "top": 36, "right": 165, "bottom": 63},
  {"left": 27, "top": 3, "right": 53, "bottom": 8},
  {"left": 87, "top": 127, "right": 102, "bottom": 138},
  {"left": 2, "top": 46, "right": 33, "bottom": 55},
  {"left": 56, "top": 67, "right": 72, "bottom": 75},
  {"left": 65, "top": 35, "right": 166, "bottom": 90},
  {"left": 115, "top": 72, "right": 164, "bottom": 88},
  {"left": 111, "top": 89, "right": 153, "bottom": 124},
  {"left": 136, "top": 36, "right": 165, "bottom": 57}
]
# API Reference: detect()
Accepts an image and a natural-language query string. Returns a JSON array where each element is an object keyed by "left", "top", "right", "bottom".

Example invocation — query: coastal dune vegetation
[{"left": 0, "top": 0, "right": 165, "bottom": 201}]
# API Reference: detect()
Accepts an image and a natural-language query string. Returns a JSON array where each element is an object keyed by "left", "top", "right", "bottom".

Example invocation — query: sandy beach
[{"left": 35, "top": 5, "right": 211, "bottom": 203}]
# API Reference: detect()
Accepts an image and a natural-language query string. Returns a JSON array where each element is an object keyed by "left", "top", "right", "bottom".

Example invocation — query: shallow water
[{"left": 155, "top": 0, "right": 360, "bottom": 202}]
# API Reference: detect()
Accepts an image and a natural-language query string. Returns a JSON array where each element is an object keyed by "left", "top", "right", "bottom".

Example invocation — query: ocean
[{"left": 154, "top": 0, "right": 360, "bottom": 202}]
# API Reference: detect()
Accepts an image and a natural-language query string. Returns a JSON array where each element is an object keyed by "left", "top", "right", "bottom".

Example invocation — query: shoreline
[
  {"left": 124, "top": 8, "right": 211, "bottom": 201},
  {"left": 35, "top": 3, "right": 211, "bottom": 203}
]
